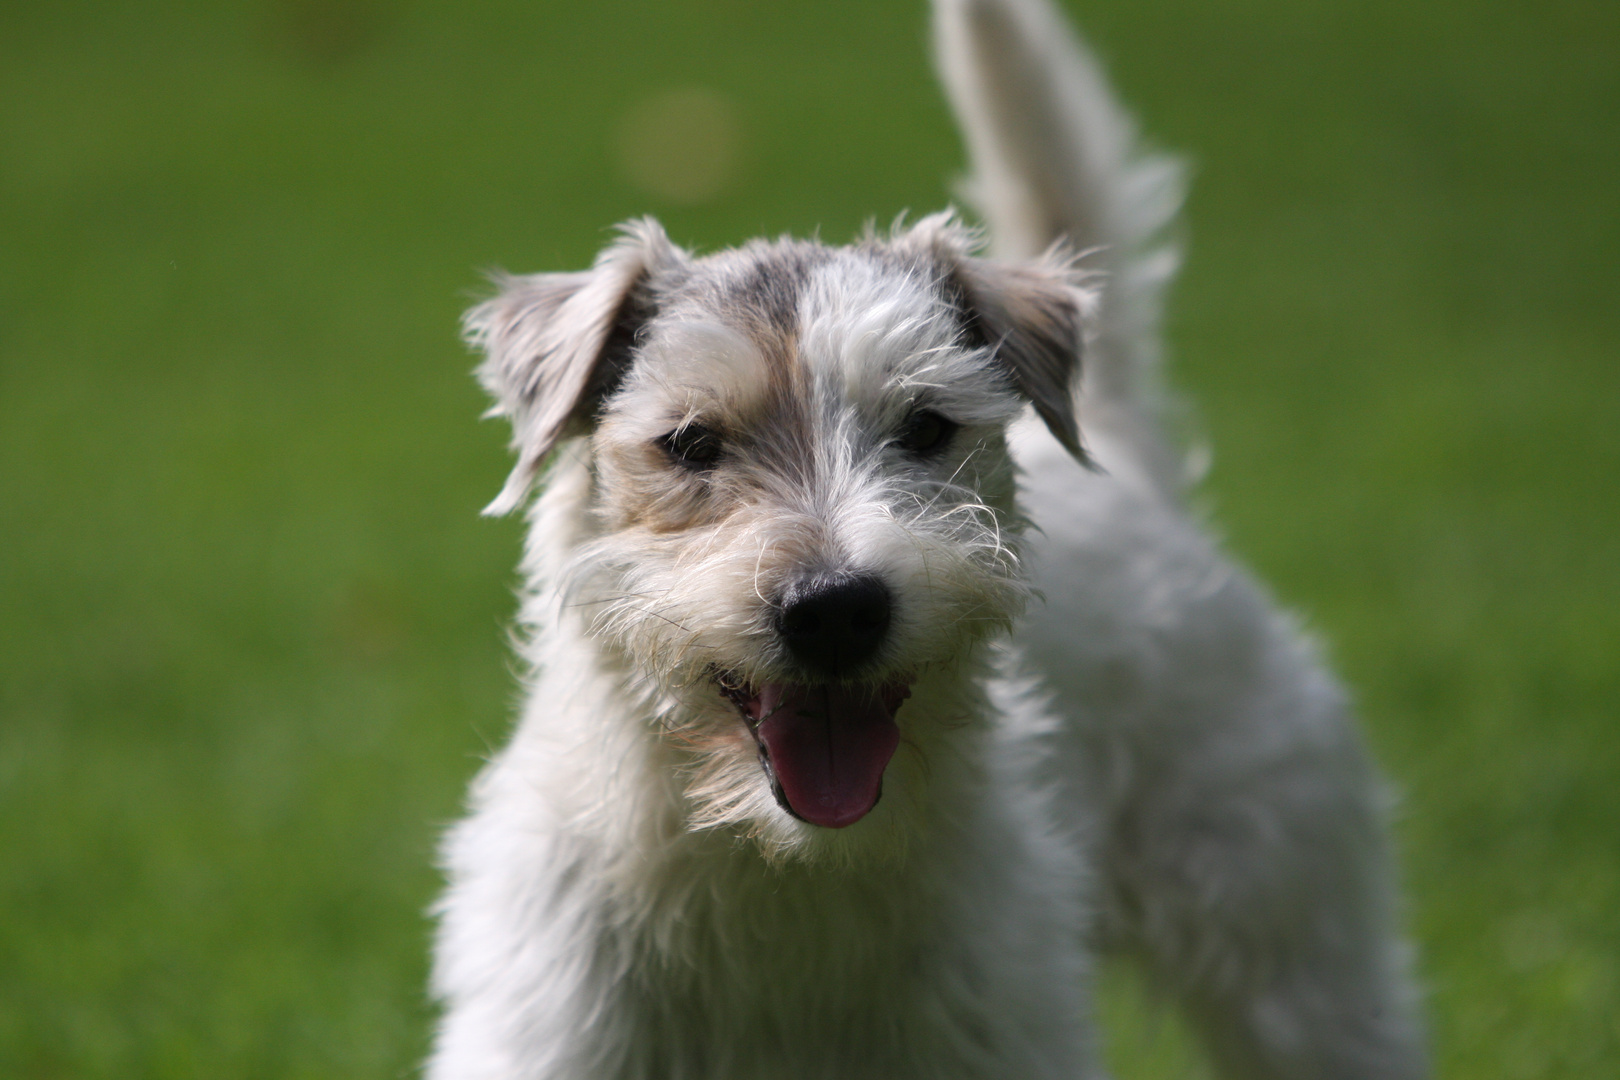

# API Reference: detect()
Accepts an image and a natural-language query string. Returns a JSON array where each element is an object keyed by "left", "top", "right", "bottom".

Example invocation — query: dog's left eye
[
  {"left": 896, "top": 410, "right": 958, "bottom": 457},
  {"left": 661, "top": 423, "right": 724, "bottom": 469}
]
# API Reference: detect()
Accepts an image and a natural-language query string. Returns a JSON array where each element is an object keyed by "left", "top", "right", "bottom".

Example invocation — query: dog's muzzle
[{"left": 713, "top": 573, "right": 908, "bottom": 829}]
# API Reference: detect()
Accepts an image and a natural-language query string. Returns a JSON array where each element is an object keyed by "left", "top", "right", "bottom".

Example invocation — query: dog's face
[{"left": 471, "top": 214, "right": 1090, "bottom": 861}]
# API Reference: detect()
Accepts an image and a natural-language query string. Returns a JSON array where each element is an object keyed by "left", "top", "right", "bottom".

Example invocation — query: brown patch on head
[
  {"left": 593, "top": 434, "right": 720, "bottom": 535},
  {"left": 588, "top": 238, "right": 844, "bottom": 536},
  {"left": 588, "top": 353, "right": 780, "bottom": 538},
  {"left": 593, "top": 399, "right": 828, "bottom": 537}
]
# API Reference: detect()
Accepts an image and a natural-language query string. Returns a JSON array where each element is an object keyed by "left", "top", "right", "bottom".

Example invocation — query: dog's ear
[
  {"left": 467, "top": 219, "right": 685, "bottom": 515},
  {"left": 897, "top": 212, "right": 1092, "bottom": 463},
  {"left": 950, "top": 255, "right": 1091, "bottom": 462}
]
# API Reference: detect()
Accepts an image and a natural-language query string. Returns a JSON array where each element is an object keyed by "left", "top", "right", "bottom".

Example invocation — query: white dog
[{"left": 428, "top": 0, "right": 1428, "bottom": 1077}]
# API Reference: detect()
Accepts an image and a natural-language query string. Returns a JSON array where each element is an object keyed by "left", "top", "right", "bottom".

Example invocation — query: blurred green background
[{"left": 2, "top": 0, "right": 1615, "bottom": 1076}]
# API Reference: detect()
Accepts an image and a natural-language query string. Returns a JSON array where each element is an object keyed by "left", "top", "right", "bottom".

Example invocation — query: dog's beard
[{"left": 651, "top": 662, "right": 1005, "bottom": 868}]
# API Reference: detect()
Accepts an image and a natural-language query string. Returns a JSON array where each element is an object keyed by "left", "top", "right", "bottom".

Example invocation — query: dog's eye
[
  {"left": 661, "top": 423, "right": 724, "bottom": 469},
  {"left": 896, "top": 410, "right": 958, "bottom": 457}
]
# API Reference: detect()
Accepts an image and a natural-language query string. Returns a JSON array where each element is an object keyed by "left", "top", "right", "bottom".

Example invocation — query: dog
[{"left": 427, "top": 0, "right": 1429, "bottom": 1077}]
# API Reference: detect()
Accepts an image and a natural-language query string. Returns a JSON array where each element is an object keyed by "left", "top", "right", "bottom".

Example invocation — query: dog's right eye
[
  {"left": 661, "top": 423, "right": 724, "bottom": 469},
  {"left": 897, "top": 410, "right": 958, "bottom": 457}
]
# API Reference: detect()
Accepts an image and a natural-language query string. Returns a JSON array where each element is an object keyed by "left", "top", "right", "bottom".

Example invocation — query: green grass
[{"left": 2, "top": 0, "right": 1615, "bottom": 1076}]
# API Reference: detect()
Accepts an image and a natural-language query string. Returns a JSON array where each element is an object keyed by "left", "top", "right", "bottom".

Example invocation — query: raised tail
[{"left": 932, "top": 0, "right": 1183, "bottom": 425}]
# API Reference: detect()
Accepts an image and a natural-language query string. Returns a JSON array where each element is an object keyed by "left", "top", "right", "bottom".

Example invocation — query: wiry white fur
[{"left": 429, "top": 1, "right": 1428, "bottom": 1078}]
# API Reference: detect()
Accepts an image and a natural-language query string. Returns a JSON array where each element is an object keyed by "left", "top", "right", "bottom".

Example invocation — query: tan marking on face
[{"left": 590, "top": 308, "right": 816, "bottom": 537}]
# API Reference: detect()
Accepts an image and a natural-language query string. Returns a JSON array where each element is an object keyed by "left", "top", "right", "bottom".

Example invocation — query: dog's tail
[{"left": 933, "top": 0, "right": 1183, "bottom": 425}]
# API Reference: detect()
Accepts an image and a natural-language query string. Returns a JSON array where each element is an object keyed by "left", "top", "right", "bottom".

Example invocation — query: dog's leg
[
  {"left": 1115, "top": 738, "right": 1428, "bottom": 1080},
  {"left": 1095, "top": 626, "right": 1429, "bottom": 1080},
  {"left": 1100, "top": 702, "right": 1429, "bottom": 1080}
]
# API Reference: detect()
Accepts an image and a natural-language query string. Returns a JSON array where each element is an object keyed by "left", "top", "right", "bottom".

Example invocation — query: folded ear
[
  {"left": 899, "top": 212, "right": 1094, "bottom": 463},
  {"left": 466, "top": 219, "right": 685, "bottom": 515}
]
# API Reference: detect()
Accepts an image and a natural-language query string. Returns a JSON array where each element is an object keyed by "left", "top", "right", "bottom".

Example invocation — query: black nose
[{"left": 777, "top": 573, "right": 892, "bottom": 676}]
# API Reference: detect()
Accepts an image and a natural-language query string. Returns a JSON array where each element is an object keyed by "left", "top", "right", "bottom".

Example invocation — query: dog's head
[{"left": 470, "top": 213, "right": 1092, "bottom": 860}]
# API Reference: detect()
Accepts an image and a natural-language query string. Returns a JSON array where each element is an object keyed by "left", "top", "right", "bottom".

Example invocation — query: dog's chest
[{"left": 549, "top": 826, "right": 1095, "bottom": 1080}]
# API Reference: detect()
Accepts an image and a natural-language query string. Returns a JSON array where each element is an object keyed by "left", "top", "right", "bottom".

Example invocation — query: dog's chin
[{"left": 715, "top": 672, "right": 912, "bottom": 830}]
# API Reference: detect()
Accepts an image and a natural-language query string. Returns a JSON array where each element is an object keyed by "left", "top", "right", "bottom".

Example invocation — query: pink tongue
[{"left": 753, "top": 684, "right": 903, "bottom": 828}]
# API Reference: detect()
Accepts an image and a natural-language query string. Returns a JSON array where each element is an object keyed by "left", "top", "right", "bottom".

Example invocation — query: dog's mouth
[{"left": 717, "top": 673, "right": 910, "bottom": 829}]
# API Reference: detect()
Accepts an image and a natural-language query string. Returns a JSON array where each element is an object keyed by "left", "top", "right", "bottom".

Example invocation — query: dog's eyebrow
[
  {"left": 620, "top": 319, "right": 784, "bottom": 431},
  {"left": 643, "top": 320, "right": 767, "bottom": 387}
]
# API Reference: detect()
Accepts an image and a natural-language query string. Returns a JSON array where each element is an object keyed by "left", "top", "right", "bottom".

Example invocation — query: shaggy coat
[{"left": 428, "top": 1, "right": 1429, "bottom": 1078}]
